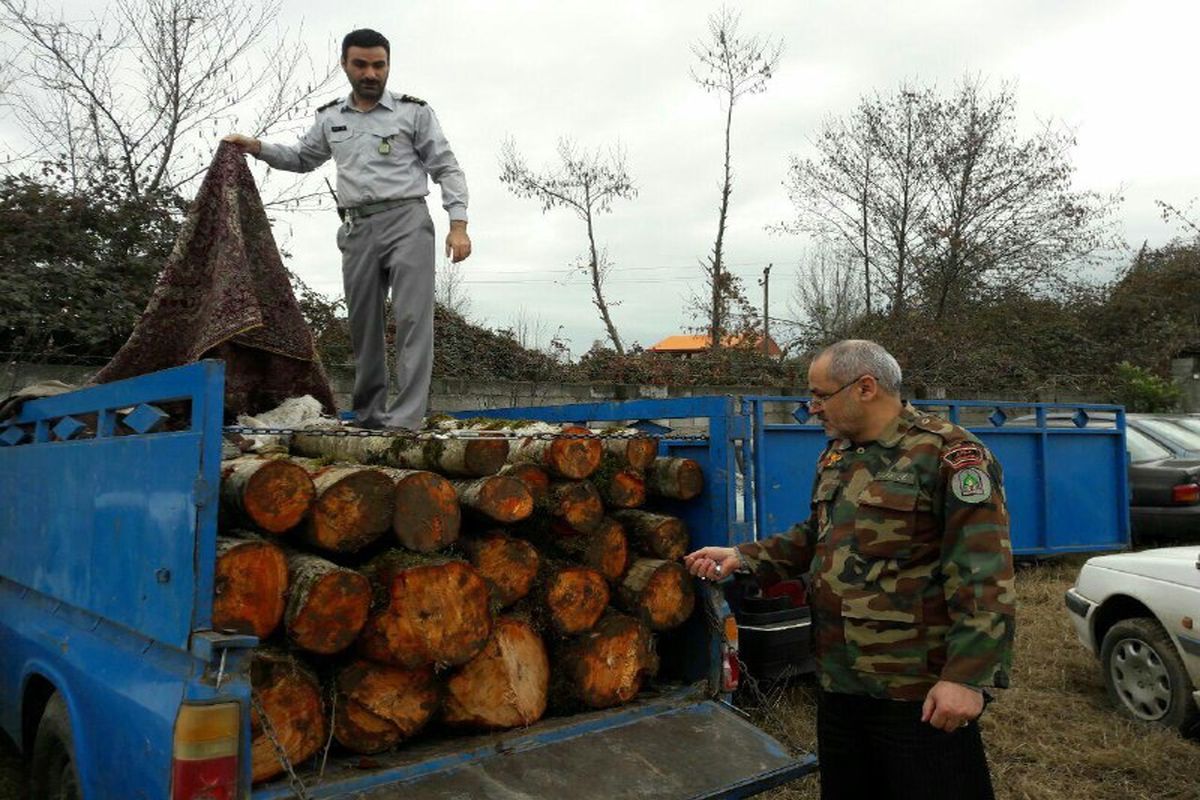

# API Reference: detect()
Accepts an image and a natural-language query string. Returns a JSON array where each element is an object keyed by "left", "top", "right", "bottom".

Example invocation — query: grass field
[{"left": 749, "top": 558, "right": 1200, "bottom": 800}]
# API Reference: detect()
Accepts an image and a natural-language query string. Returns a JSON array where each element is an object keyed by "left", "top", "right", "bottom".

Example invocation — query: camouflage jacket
[{"left": 736, "top": 404, "right": 1016, "bottom": 700}]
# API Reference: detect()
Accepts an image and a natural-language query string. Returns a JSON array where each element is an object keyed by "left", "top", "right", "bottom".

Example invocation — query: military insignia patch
[
  {"left": 942, "top": 442, "right": 985, "bottom": 470},
  {"left": 951, "top": 467, "right": 992, "bottom": 503},
  {"left": 821, "top": 451, "right": 843, "bottom": 469}
]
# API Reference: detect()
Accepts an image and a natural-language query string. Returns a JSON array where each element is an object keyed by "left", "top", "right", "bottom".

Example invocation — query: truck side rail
[
  {"left": 743, "top": 396, "right": 1130, "bottom": 556},
  {"left": 0, "top": 361, "right": 226, "bottom": 648}
]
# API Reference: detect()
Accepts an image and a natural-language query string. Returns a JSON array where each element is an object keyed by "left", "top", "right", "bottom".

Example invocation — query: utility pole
[{"left": 759, "top": 263, "right": 772, "bottom": 356}]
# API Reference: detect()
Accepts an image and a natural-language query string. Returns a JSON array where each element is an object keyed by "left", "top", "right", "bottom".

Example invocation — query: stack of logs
[{"left": 216, "top": 419, "right": 705, "bottom": 783}]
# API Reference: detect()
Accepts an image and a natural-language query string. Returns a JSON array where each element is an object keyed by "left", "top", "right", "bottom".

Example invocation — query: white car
[{"left": 1065, "top": 547, "right": 1200, "bottom": 733}]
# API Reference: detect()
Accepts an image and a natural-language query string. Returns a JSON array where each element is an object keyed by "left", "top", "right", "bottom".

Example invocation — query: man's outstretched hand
[{"left": 222, "top": 133, "right": 261, "bottom": 156}]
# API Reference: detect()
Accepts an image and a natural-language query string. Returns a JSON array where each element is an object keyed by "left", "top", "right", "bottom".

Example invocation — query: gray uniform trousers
[{"left": 336, "top": 199, "right": 435, "bottom": 429}]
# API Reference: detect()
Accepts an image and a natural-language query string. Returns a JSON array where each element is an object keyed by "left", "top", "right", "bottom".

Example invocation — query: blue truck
[{"left": 0, "top": 361, "right": 1130, "bottom": 798}]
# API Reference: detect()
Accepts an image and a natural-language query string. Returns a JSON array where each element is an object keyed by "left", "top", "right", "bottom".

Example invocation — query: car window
[
  {"left": 1126, "top": 427, "right": 1172, "bottom": 462},
  {"left": 1134, "top": 418, "right": 1200, "bottom": 453},
  {"left": 1163, "top": 417, "right": 1200, "bottom": 439}
]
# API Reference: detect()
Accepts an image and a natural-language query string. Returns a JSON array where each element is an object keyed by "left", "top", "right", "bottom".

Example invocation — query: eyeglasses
[{"left": 807, "top": 375, "right": 868, "bottom": 408}]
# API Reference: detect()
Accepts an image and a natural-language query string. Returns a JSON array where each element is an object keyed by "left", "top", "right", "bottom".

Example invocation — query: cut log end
[
  {"left": 333, "top": 660, "right": 439, "bottom": 754},
  {"left": 308, "top": 467, "right": 395, "bottom": 552},
  {"left": 648, "top": 457, "right": 705, "bottom": 501},
  {"left": 464, "top": 438, "right": 511, "bottom": 476},
  {"left": 555, "top": 614, "right": 656, "bottom": 710},
  {"left": 551, "top": 481, "right": 604, "bottom": 533},
  {"left": 287, "top": 567, "right": 371, "bottom": 655},
  {"left": 242, "top": 459, "right": 316, "bottom": 533},
  {"left": 546, "top": 566, "right": 609, "bottom": 635},
  {"left": 603, "top": 468, "right": 646, "bottom": 509},
  {"left": 249, "top": 652, "right": 327, "bottom": 784},
  {"left": 456, "top": 476, "right": 534, "bottom": 524},
  {"left": 500, "top": 463, "right": 551, "bottom": 504},
  {"left": 464, "top": 532, "right": 541, "bottom": 608},
  {"left": 630, "top": 561, "right": 696, "bottom": 631},
  {"left": 443, "top": 617, "right": 549, "bottom": 730},
  {"left": 392, "top": 470, "right": 461, "bottom": 552},
  {"left": 213, "top": 538, "right": 288, "bottom": 639},
  {"left": 547, "top": 426, "right": 603, "bottom": 479}
]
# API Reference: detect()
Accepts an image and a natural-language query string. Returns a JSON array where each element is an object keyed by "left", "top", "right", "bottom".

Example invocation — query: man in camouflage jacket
[{"left": 685, "top": 339, "right": 1015, "bottom": 800}]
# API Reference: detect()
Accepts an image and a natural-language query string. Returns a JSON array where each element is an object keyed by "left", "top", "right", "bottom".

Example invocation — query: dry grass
[{"left": 749, "top": 558, "right": 1200, "bottom": 800}]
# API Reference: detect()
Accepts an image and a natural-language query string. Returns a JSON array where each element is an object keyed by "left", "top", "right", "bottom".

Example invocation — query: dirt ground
[
  {"left": 2, "top": 559, "right": 1195, "bottom": 799},
  {"left": 752, "top": 557, "right": 1200, "bottom": 800}
]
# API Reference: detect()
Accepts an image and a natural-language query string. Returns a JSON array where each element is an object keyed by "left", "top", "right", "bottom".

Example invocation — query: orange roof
[{"left": 648, "top": 333, "right": 782, "bottom": 356}]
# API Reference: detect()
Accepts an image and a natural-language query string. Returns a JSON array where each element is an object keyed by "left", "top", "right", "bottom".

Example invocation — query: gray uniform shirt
[{"left": 257, "top": 91, "right": 468, "bottom": 222}]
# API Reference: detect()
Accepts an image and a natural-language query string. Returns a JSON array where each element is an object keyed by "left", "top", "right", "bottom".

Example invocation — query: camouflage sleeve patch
[
  {"left": 938, "top": 444, "right": 1017, "bottom": 688},
  {"left": 942, "top": 441, "right": 985, "bottom": 470}
]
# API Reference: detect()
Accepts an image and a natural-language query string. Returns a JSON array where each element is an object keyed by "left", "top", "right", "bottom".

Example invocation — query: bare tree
[
  {"left": 690, "top": 5, "right": 782, "bottom": 350},
  {"left": 0, "top": 0, "right": 336, "bottom": 201},
  {"left": 499, "top": 136, "right": 635, "bottom": 355},
  {"left": 787, "top": 244, "right": 864, "bottom": 346},
  {"left": 782, "top": 78, "right": 1117, "bottom": 318},
  {"left": 436, "top": 258, "right": 473, "bottom": 319}
]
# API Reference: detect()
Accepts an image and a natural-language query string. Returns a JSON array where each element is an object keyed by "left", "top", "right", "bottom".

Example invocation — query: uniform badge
[
  {"left": 942, "top": 442, "right": 985, "bottom": 470},
  {"left": 378, "top": 137, "right": 392, "bottom": 155},
  {"left": 951, "top": 467, "right": 992, "bottom": 504},
  {"left": 820, "top": 451, "right": 843, "bottom": 469}
]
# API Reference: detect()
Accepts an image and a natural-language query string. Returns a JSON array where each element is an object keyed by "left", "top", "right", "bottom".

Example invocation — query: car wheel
[
  {"left": 1100, "top": 617, "right": 1200, "bottom": 734},
  {"left": 29, "top": 693, "right": 82, "bottom": 800}
]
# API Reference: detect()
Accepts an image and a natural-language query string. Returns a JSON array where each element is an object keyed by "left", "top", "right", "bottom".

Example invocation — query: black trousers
[{"left": 817, "top": 690, "right": 995, "bottom": 800}]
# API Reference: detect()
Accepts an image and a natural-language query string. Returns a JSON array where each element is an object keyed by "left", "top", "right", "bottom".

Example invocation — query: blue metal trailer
[{"left": 0, "top": 363, "right": 816, "bottom": 799}]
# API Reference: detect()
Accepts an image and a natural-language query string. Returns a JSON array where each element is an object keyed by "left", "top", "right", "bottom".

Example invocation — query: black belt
[{"left": 340, "top": 197, "right": 422, "bottom": 220}]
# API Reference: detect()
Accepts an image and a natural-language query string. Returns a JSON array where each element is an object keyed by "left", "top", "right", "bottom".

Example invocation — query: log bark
[
  {"left": 452, "top": 476, "right": 533, "bottom": 524},
  {"left": 220, "top": 456, "right": 315, "bottom": 534},
  {"left": 548, "top": 480, "right": 604, "bottom": 533},
  {"left": 213, "top": 535, "right": 289, "bottom": 639},
  {"left": 460, "top": 531, "right": 540, "bottom": 608},
  {"left": 600, "top": 430, "right": 658, "bottom": 470},
  {"left": 332, "top": 659, "right": 439, "bottom": 754},
  {"left": 377, "top": 467, "right": 461, "bottom": 552},
  {"left": 498, "top": 463, "right": 551, "bottom": 505},
  {"left": 551, "top": 612, "right": 658, "bottom": 711},
  {"left": 442, "top": 617, "right": 549, "bottom": 730},
  {"left": 298, "top": 463, "right": 395, "bottom": 553},
  {"left": 249, "top": 649, "right": 327, "bottom": 784},
  {"left": 537, "top": 560, "right": 609, "bottom": 636},
  {"left": 610, "top": 510, "right": 689, "bottom": 561},
  {"left": 616, "top": 558, "right": 696, "bottom": 631},
  {"left": 283, "top": 551, "right": 372, "bottom": 655},
  {"left": 549, "top": 517, "right": 629, "bottom": 583},
  {"left": 646, "top": 457, "right": 704, "bottom": 501},
  {"left": 358, "top": 552, "right": 493, "bottom": 668},
  {"left": 290, "top": 430, "right": 509, "bottom": 477}
]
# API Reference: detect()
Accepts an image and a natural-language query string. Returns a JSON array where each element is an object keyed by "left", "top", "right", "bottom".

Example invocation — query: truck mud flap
[{"left": 253, "top": 688, "right": 816, "bottom": 799}]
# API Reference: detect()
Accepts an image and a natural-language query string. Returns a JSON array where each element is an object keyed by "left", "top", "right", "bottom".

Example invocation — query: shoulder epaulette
[
  {"left": 316, "top": 97, "right": 341, "bottom": 112},
  {"left": 399, "top": 94, "right": 427, "bottom": 106}
]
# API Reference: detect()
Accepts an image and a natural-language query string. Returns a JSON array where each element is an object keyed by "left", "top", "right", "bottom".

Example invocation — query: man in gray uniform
[{"left": 224, "top": 28, "right": 470, "bottom": 430}]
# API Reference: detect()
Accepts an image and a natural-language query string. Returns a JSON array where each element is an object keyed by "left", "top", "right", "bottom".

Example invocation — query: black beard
[{"left": 353, "top": 79, "right": 385, "bottom": 100}]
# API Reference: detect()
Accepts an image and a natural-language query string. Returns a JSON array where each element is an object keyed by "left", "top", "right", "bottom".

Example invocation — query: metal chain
[
  {"left": 223, "top": 425, "right": 710, "bottom": 441},
  {"left": 251, "top": 690, "right": 312, "bottom": 800}
]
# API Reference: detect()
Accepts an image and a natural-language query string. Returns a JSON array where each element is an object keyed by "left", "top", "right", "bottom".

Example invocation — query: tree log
[
  {"left": 358, "top": 552, "right": 493, "bottom": 667},
  {"left": 590, "top": 459, "right": 646, "bottom": 509},
  {"left": 601, "top": 431, "right": 659, "bottom": 471},
  {"left": 332, "top": 659, "right": 439, "bottom": 754},
  {"left": 549, "top": 517, "right": 629, "bottom": 583},
  {"left": 442, "top": 617, "right": 549, "bottom": 730},
  {"left": 249, "top": 649, "right": 327, "bottom": 784},
  {"left": 536, "top": 560, "right": 609, "bottom": 636},
  {"left": 220, "top": 456, "right": 315, "bottom": 534},
  {"left": 646, "top": 457, "right": 704, "bottom": 501},
  {"left": 290, "top": 430, "right": 509, "bottom": 477},
  {"left": 616, "top": 558, "right": 696, "bottom": 631},
  {"left": 377, "top": 467, "right": 461, "bottom": 552},
  {"left": 610, "top": 510, "right": 689, "bottom": 561},
  {"left": 283, "top": 550, "right": 371, "bottom": 655},
  {"left": 506, "top": 423, "right": 602, "bottom": 480},
  {"left": 297, "top": 463, "right": 395, "bottom": 553},
  {"left": 548, "top": 480, "right": 604, "bottom": 533},
  {"left": 213, "top": 535, "right": 289, "bottom": 639},
  {"left": 460, "top": 531, "right": 541, "bottom": 608},
  {"left": 451, "top": 476, "right": 533, "bottom": 524},
  {"left": 498, "top": 463, "right": 551, "bottom": 505},
  {"left": 551, "top": 612, "right": 658, "bottom": 711}
]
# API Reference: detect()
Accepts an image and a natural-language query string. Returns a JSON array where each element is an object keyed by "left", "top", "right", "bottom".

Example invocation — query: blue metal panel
[
  {"left": 744, "top": 397, "right": 1130, "bottom": 556},
  {"left": 0, "top": 361, "right": 225, "bottom": 650}
]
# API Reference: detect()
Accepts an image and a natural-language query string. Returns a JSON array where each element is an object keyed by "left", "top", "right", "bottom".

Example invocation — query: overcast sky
[{"left": 8, "top": 1, "right": 1200, "bottom": 356}]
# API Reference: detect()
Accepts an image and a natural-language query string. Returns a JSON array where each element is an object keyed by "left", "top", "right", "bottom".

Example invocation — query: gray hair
[{"left": 819, "top": 339, "right": 903, "bottom": 395}]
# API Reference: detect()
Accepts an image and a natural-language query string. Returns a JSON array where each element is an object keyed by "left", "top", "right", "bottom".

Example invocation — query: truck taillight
[
  {"left": 1173, "top": 482, "right": 1200, "bottom": 505},
  {"left": 172, "top": 702, "right": 239, "bottom": 800},
  {"left": 721, "top": 614, "right": 740, "bottom": 692}
]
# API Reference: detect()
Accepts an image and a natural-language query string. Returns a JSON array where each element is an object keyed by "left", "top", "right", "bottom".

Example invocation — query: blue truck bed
[{"left": 0, "top": 363, "right": 818, "bottom": 799}]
